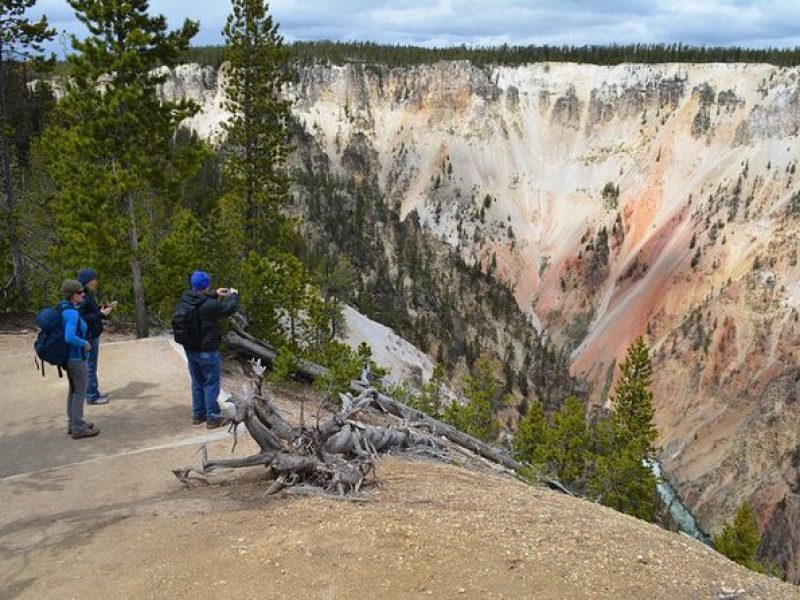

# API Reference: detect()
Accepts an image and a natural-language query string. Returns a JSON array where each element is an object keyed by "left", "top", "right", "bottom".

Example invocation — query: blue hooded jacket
[{"left": 61, "top": 300, "right": 88, "bottom": 361}]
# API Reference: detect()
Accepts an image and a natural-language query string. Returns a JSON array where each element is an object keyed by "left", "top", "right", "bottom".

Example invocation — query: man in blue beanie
[
  {"left": 77, "top": 268, "right": 117, "bottom": 405},
  {"left": 173, "top": 270, "right": 240, "bottom": 428}
]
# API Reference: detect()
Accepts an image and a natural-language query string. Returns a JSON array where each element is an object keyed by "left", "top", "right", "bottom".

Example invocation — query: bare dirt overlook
[{"left": 2, "top": 328, "right": 798, "bottom": 599}]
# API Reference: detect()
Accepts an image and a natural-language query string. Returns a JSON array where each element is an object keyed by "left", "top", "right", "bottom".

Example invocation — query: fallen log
[
  {"left": 223, "top": 330, "right": 572, "bottom": 495},
  {"left": 225, "top": 330, "right": 276, "bottom": 362},
  {"left": 356, "top": 383, "right": 522, "bottom": 471},
  {"left": 174, "top": 365, "right": 437, "bottom": 496},
  {"left": 349, "top": 384, "right": 572, "bottom": 495},
  {"left": 226, "top": 329, "right": 328, "bottom": 381}
]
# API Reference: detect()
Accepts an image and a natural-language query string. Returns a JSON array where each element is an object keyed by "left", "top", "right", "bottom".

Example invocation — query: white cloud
[
  {"left": 25, "top": 0, "right": 800, "bottom": 56},
  {"left": 369, "top": 0, "right": 456, "bottom": 27}
]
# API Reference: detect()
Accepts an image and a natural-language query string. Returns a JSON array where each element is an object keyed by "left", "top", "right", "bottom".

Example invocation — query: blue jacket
[{"left": 61, "top": 301, "right": 88, "bottom": 362}]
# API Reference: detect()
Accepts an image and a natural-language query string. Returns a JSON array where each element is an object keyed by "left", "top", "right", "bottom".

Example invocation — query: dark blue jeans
[
  {"left": 185, "top": 349, "right": 222, "bottom": 420},
  {"left": 86, "top": 336, "right": 101, "bottom": 400}
]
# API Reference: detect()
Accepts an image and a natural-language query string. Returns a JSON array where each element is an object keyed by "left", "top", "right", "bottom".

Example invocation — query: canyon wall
[{"left": 162, "top": 60, "right": 800, "bottom": 580}]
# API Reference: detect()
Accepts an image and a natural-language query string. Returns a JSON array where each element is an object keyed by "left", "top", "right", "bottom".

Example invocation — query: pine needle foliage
[
  {"left": 513, "top": 338, "right": 660, "bottom": 522},
  {"left": 220, "top": 0, "right": 293, "bottom": 253},
  {"left": 41, "top": 0, "right": 202, "bottom": 336},
  {"left": 713, "top": 502, "right": 773, "bottom": 575},
  {"left": 443, "top": 354, "right": 508, "bottom": 443},
  {"left": 0, "top": 0, "right": 54, "bottom": 305}
]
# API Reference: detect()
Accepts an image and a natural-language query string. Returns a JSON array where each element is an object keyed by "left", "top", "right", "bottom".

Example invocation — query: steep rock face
[{"left": 163, "top": 60, "right": 800, "bottom": 580}]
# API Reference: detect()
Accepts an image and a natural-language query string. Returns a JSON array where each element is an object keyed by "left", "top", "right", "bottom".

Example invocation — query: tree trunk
[
  {"left": 0, "top": 40, "right": 26, "bottom": 302},
  {"left": 225, "top": 328, "right": 328, "bottom": 380},
  {"left": 126, "top": 193, "right": 148, "bottom": 338},
  {"left": 174, "top": 360, "right": 572, "bottom": 497},
  {"left": 223, "top": 326, "right": 573, "bottom": 496},
  {"left": 1, "top": 138, "right": 25, "bottom": 302}
]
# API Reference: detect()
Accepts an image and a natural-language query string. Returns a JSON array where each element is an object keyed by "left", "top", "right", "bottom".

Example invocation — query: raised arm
[{"left": 217, "top": 291, "right": 241, "bottom": 317}]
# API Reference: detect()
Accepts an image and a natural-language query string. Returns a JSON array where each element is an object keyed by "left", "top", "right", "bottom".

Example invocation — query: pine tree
[
  {"left": 214, "top": 0, "right": 307, "bottom": 347},
  {"left": 311, "top": 340, "right": 365, "bottom": 398},
  {"left": 713, "top": 502, "right": 764, "bottom": 572},
  {"left": 238, "top": 251, "right": 283, "bottom": 343},
  {"left": 512, "top": 399, "right": 551, "bottom": 468},
  {"left": 42, "top": 0, "right": 200, "bottom": 337},
  {"left": 610, "top": 336, "right": 659, "bottom": 457},
  {"left": 410, "top": 363, "right": 447, "bottom": 419},
  {"left": 513, "top": 396, "right": 593, "bottom": 488},
  {"left": 585, "top": 337, "right": 660, "bottom": 521},
  {"left": 549, "top": 396, "right": 592, "bottom": 486},
  {"left": 0, "top": 0, "right": 54, "bottom": 304},
  {"left": 444, "top": 354, "right": 505, "bottom": 442},
  {"left": 303, "top": 291, "right": 330, "bottom": 354},
  {"left": 147, "top": 209, "right": 207, "bottom": 318},
  {"left": 220, "top": 0, "right": 292, "bottom": 252},
  {"left": 276, "top": 252, "right": 309, "bottom": 349},
  {"left": 587, "top": 416, "right": 659, "bottom": 521},
  {"left": 313, "top": 254, "right": 355, "bottom": 341}
]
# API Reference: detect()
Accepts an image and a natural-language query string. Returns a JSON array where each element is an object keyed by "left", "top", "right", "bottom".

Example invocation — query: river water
[{"left": 647, "top": 460, "right": 711, "bottom": 545}]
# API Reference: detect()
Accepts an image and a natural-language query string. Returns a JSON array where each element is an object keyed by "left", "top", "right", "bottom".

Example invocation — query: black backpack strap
[
  {"left": 191, "top": 295, "right": 210, "bottom": 345},
  {"left": 194, "top": 298, "right": 205, "bottom": 336}
]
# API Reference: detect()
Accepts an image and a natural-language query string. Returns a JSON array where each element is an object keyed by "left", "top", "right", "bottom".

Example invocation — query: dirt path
[{"left": 1, "top": 334, "right": 798, "bottom": 599}]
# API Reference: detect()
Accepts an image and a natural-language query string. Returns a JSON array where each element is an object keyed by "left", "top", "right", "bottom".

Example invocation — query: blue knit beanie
[
  {"left": 190, "top": 270, "right": 211, "bottom": 291},
  {"left": 77, "top": 268, "right": 98, "bottom": 286}
]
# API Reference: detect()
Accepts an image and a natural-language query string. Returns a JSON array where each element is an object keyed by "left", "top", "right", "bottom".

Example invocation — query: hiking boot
[
  {"left": 206, "top": 417, "right": 231, "bottom": 430},
  {"left": 71, "top": 427, "right": 100, "bottom": 440},
  {"left": 192, "top": 415, "right": 207, "bottom": 425},
  {"left": 87, "top": 394, "right": 109, "bottom": 405},
  {"left": 68, "top": 421, "right": 94, "bottom": 435}
]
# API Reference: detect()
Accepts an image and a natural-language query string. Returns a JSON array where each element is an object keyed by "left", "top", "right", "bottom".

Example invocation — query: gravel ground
[
  {"left": 1, "top": 331, "right": 798, "bottom": 599},
  {"left": 5, "top": 457, "right": 799, "bottom": 600}
]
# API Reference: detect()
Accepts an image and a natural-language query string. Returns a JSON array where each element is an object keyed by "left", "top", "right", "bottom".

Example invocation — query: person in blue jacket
[{"left": 60, "top": 279, "right": 100, "bottom": 439}]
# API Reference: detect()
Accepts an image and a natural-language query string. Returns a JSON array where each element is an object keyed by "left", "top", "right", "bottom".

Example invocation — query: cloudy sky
[{"left": 29, "top": 0, "right": 800, "bottom": 58}]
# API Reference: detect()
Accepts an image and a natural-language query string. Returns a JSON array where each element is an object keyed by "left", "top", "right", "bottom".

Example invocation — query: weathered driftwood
[
  {"left": 225, "top": 329, "right": 277, "bottom": 363},
  {"left": 173, "top": 363, "right": 442, "bottom": 496},
  {"left": 351, "top": 383, "right": 572, "bottom": 495},
  {"left": 226, "top": 329, "right": 328, "bottom": 381},
  {"left": 222, "top": 331, "right": 573, "bottom": 495}
]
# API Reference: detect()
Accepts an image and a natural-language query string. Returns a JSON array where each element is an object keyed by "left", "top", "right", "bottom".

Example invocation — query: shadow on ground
[{"left": 0, "top": 398, "right": 193, "bottom": 478}]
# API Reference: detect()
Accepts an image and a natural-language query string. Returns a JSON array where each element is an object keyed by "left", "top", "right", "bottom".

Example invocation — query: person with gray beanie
[{"left": 60, "top": 279, "right": 99, "bottom": 439}]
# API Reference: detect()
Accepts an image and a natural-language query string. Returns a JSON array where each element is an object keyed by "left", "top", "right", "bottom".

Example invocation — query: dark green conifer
[
  {"left": 0, "top": 0, "right": 54, "bottom": 303},
  {"left": 714, "top": 502, "right": 765, "bottom": 572},
  {"left": 43, "top": 0, "right": 200, "bottom": 336},
  {"left": 610, "top": 336, "right": 659, "bottom": 458}
]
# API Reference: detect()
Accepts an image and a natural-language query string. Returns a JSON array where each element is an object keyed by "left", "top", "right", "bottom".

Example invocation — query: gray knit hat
[{"left": 60, "top": 279, "right": 84, "bottom": 296}]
